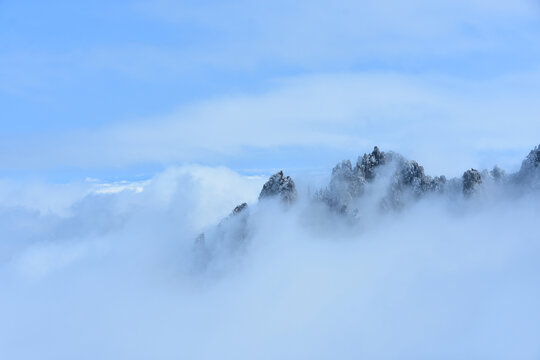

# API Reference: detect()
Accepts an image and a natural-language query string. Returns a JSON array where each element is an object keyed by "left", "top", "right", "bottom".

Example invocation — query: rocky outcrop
[
  {"left": 318, "top": 147, "right": 389, "bottom": 212},
  {"left": 515, "top": 145, "right": 540, "bottom": 187},
  {"left": 521, "top": 145, "right": 540, "bottom": 171},
  {"left": 259, "top": 171, "right": 297, "bottom": 203},
  {"left": 192, "top": 202, "right": 250, "bottom": 269},
  {"left": 321, "top": 160, "right": 365, "bottom": 212},
  {"left": 193, "top": 172, "right": 296, "bottom": 270},
  {"left": 462, "top": 169, "right": 482, "bottom": 195},
  {"left": 383, "top": 157, "right": 447, "bottom": 209},
  {"left": 320, "top": 147, "right": 448, "bottom": 212},
  {"left": 358, "top": 146, "right": 387, "bottom": 181},
  {"left": 394, "top": 157, "right": 446, "bottom": 194},
  {"left": 231, "top": 202, "right": 248, "bottom": 215},
  {"left": 193, "top": 144, "right": 540, "bottom": 270}
]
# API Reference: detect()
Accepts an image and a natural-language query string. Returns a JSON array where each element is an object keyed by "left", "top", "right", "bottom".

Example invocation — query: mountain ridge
[{"left": 193, "top": 144, "right": 540, "bottom": 270}]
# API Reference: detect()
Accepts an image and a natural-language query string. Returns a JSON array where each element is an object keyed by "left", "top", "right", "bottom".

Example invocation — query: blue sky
[{"left": 2, "top": 0, "right": 540, "bottom": 180}]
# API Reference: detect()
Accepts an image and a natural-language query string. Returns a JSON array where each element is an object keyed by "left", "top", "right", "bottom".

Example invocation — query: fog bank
[{"left": 1, "top": 157, "right": 540, "bottom": 359}]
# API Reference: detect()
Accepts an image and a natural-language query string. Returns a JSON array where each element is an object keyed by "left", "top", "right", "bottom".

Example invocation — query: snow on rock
[
  {"left": 384, "top": 155, "right": 447, "bottom": 209},
  {"left": 515, "top": 145, "right": 540, "bottom": 188},
  {"left": 319, "top": 147, "right": 447, "bottom": 212},
  {"left": 521, "top": 145, "right": 540, "bottom": 171},
  {"left": 192, "top": 202, "right": 250, "bottom": 270},
  {"left": 193, "top": 143, "right": 540, "bottom": 269},
  {"left": 357, "top": 146, "right": 387, "bottom": 181},
  {"left": 462, "top": 169, "right": 483, "bottom": 196},
  {"left": 258, "top": 171, "right": 297, "bottom": 204}
]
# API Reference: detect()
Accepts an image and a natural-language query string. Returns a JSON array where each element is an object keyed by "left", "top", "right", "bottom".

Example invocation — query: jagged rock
[
  {"left": 318, "top": 147, "right": 389, "bottom": 212},
  {"left": 463, "top": 169, "right": 482, "bottom": 195},
  {"left": 515, "top": 145, "right": 540, "bottom": 186},
  {"left": 399, "top": 161, "right": 447, "bottom": 194},
  {"left": 383, "top": 158, "right": 446, "bottom": 209},
  {"left": 192, "top": 202, "right": 250, "bottom": 270},
  {"left": 396, "top": 160, "right": 432, "bottom": 195},
  {"left": 323, "top": 147, "right": 448, "bottom": 212},
  {"left": 522, "top": 145, "right": 540, "bottom": 170},
  {"left": 216, "top": 202, "right": 250, "bottom": 239},
  {"left": 193, "top": 143, "right": 540, "bottom": 270},
  {"left": 358, "top": 146, "right": 386, "bottom": 181},
  {"left": 259, "top": 171, "right": 297, "bottom": 203},
  {"left": 193, "top": 173, "right": 295, "bottom": 271},
  {"left": 325, "top": 160, "right": 365, "bottom": 207},
  {"left": 232, "top": 202, "right": 248, "bottom": 215},
  {"left": 430, "top": 176, "right": 447, "bottom": 192}
]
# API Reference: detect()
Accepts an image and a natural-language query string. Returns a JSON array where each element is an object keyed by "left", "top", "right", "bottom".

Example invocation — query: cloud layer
[
  {"left": 3, "top": 71, "right": 540, "bottom": 176},
  {"left": 2, "top": 1, "right": 540, "bottom": 357},
  {"left": 1, "top": 157, "right": 540, "bottom": 359}
]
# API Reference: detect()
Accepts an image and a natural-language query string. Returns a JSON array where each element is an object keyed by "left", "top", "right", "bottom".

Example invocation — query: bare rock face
[
  {"left": 259, "top": 171, "right": 297, "bottom": 203},
  {"left": 463, "top": 169, "right": 482, "bottom": 195}
]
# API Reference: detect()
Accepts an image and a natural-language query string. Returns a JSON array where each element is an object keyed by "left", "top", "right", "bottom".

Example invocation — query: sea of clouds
[{"left": 1, "top": 161, "right": 540, "bottom": 359}]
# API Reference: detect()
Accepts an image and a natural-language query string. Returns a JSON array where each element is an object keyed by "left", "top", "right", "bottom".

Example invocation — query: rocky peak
[
  {"left": 193, "top": 143, "right": 540, "bottom": 271},
  {"left": 332, "top": 160, "right": 353, "bottom": 178},
  {"left": 396, "top": 160, "right": 432, "bottom": 194},
  {"left": 463, "top": 169, "right": 482, "bottom": 195},
  {"left": 357, "top": 146, "right": 387, "bottom": 181},
  {"left": 519, "top": 145, "right": 540, "bottom": 174},
  {"left": 258, "top": 171, "right": 297, "bottom": 203},
  {"left": 527, "top": 145, "right": 540, "bottom": 167}
]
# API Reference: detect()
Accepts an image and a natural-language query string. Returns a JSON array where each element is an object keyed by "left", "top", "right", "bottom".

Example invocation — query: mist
[{"left": 1, "top": 152, "right": 540, "bottom": 360}]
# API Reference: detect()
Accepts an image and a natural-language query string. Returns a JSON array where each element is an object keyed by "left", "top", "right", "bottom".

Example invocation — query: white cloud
[
  {"left": 1, "top": 163, "right": 540, "bottom": 359},
  {"left": 2, "top": 71, "right": 540, "bottom": 175},
  {"left": 3, "top": 0, "right": 539, "bottom": 100},
  {"left": 134, "top": 0, "right": 540, "bottom": 65}
]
